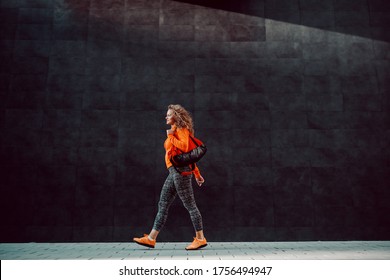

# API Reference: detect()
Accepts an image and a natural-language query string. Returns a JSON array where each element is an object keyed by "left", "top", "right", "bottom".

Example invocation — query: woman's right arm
[{"left": 167, "top": 129, "right": 190, "bottom": 151}]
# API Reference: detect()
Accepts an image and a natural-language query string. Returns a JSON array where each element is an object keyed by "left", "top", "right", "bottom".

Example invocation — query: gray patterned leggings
[{"left": 153, "top": 166, "right": 203, "bottom": 232}]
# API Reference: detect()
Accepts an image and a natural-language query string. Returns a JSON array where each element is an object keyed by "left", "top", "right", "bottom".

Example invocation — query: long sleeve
[
  {"left": 167, "top": 128, "right": 190, "bottom": 152},
  {"left": 193, "top": 164, "right": 201, "bottom": 178}
]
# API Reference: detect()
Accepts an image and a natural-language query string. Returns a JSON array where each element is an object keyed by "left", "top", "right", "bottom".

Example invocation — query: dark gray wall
[{"left": 0, "top": 0, "right": 389, "bottom": 242}]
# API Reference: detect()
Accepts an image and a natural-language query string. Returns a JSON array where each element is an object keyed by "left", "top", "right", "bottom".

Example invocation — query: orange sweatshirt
[{"left": 164, "top": 127, "right": 201, "bottom": 178}]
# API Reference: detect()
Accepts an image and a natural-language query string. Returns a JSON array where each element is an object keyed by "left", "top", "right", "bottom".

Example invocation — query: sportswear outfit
[
  {"left": 133, "top": 127, "right": 207, "bottom": 250},
  {"left": 153, "top": 127, "right": 203, "bottom": 232}
]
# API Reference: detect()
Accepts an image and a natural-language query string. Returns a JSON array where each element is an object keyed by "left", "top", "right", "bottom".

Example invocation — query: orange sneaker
[
  {"left": 185, "top": 237, "right": 207, "bottom": 250},
  {"left": 133, "top": 234, "right": 156, "bottom": 249}
]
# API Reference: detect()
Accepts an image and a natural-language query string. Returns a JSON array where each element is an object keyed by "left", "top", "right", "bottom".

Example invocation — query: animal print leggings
[{"left": 152, "top": 166, "right": 203, "bottom": 232}]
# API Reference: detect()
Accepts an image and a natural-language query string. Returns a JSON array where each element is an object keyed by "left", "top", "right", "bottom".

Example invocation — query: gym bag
[{"left": 170, "top": 135, "right": 207, "bottom": 167}]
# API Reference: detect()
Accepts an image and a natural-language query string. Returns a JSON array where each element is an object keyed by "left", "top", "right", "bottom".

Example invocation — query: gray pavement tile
[{"left": 1, "top": 241, "right": 390, "bottom": 260}]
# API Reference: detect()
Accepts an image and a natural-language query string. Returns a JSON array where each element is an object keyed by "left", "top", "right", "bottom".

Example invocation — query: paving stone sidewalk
[{"left": 1, "top": 241, "right": 390, "bottom": 260}]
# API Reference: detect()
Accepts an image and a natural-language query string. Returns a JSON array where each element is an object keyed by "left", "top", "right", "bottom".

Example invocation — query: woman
[{"left": 133, "top": 104, "right": 207, "bottom": 250}]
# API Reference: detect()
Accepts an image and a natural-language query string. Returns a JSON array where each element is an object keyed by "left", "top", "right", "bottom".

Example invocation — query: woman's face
[{"left": 166, "top": 109, "right": 175, "bottom": 126}]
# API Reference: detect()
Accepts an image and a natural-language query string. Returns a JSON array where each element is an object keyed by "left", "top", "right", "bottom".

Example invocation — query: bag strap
[
  {"left": 189, "top": 135, "right": 200, "bottom": 147},
  {"left": 174, "top": 163, "right": 195, "bottom": 176}
]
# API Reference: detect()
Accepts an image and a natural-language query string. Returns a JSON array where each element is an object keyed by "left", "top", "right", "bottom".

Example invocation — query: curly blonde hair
[{"left": 168, "top": 104, "right": 194, "bottom": 135}]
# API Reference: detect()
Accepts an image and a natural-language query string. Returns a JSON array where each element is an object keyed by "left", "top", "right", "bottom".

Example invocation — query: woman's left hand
[{"left": 196, "top": 175, "right": 205, "bottom": 187}]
